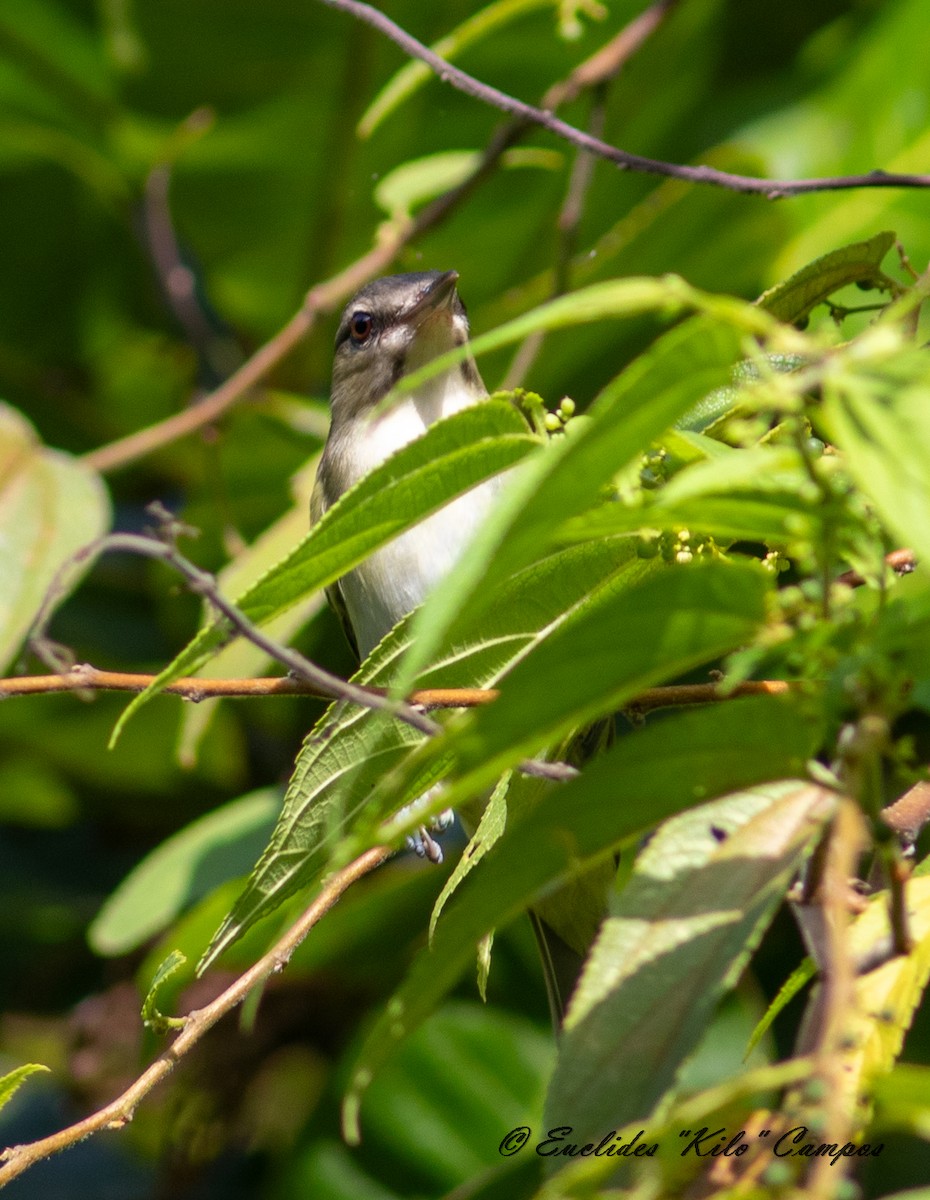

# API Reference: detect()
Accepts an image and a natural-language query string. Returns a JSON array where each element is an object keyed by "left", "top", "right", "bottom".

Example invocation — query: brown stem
[
  {"left": 2, "top": 667, "right": 792, "bottom": 711},
  {"left": 79, "top": 8, "right": 670, "bottom": 478},
  {"left": 319, "top": 0, "right": 930, "bottom": 199},
  {"left": 0, "top": 847, "right": 391, "bottom": 1190}
]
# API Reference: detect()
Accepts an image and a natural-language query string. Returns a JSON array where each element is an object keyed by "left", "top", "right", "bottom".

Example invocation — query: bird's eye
[{"left": 349, "top": 311, "right": 373, "bottom": 344}]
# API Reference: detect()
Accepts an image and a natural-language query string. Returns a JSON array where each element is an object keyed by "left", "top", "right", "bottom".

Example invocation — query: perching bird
[
  {"left": 311, "top": 270, "right": 502, "bottom": 660},
  {"left": 312, "top": 270, "right": 607, "bottom": 1025}
]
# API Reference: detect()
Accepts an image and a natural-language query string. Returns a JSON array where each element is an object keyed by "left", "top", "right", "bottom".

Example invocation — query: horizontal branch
[
  {"left": 1, "top": 663, "right": 790, "bottom": 713},
  {"left": 0, "top": 664, "right": 500, "bottom": 709},
  {"left": 0, "top": 846, "right": 391, "bottom": 1190},
  {"left": 320, "top": 0, "right": 930, "bottom": 199}
]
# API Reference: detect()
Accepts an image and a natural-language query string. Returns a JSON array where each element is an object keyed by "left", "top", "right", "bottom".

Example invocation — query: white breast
[{"left": 339, "top": 382, "right": 501, "bottom": 658}]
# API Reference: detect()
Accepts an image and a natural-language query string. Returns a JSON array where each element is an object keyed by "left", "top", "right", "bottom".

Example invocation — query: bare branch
[
  {"left": 0, "top": 847, "right": 391, "bottom": 1190},
  {"left": 319, "top": 0, "right": 930, "bottom": 199},
  {"left": 25, "top": 520, "right": 575, "bottom": 784},
  {"left": 0, "top": 664, "right": 501, "bottom": 708},
  {"left": 74, "top": 2, "right": 698, "bottom": 476}
]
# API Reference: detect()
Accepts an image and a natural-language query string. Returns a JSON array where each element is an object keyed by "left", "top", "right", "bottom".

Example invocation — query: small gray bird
[
  {"left": 311, "top": 270, "right": 501, "bottom": 660},
  {"left": 313, "top": 270, "right": 605, "bottom": 1024}
]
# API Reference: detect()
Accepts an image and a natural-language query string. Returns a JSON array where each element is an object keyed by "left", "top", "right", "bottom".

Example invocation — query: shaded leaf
[
  {"left": 141, "top": 950, "right": 188, "bottom": 1033},
  {"left": 89, "top": 788, "right": 280, "bottom": 956},
  {"left": 114, "top": 400, "right": 538, "bottom": 739},
  {"left": 342, "top": 694, "right": 821, "bottom": 1137}
]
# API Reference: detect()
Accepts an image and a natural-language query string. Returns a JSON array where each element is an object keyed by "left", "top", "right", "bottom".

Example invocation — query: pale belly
[
  {"left": 341, "top": 475, "right": 500, "bottom": 658},
  {"left": 331, "top": 385, "right": 503, "bottom": 657}
]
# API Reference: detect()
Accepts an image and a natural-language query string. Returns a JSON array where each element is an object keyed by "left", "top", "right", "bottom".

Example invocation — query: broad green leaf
[
  {"left": 755, "top": 232, "right": 897, "bottom": 323},
  {"left": 176, "top": 460, "right": 325, "bottom": 767},
  {"left": 557, "top": 444, "right": 816, "bottom": 547},
  {"left": 872, "top": 1064, "right": 930, "bottom": 1139},
  {"left": 88, "top": 788, "right": 280, "bottom": 956},
  {"left": 199, "top": 537, "right": 647, "bottom": 971},
  {"left": 343, "top": 695, "right": 821, "bottom": 1137},
  {"left": 113, "top": 400, "right": 538, "bottom": 741},
  {"left": 393, "top": 309, "right": 755, "bottom": 695},
  {"left": 0, "top": 402, "right": 110, "bottom": 672},
  {"left": 386, "top": 559, "right": 771, "bottom": 816},
  {"left": 358, "top": 0, "right": 555, "bottom": 137},
  {"left": 821, "top": 350, "right": 930, "bottom": 563},
  {"left": 0, "top": 1063, "right": 49, "bottom": 1114},
  {"left": 545, "top": 784, "right": 833, "bottom": 1145},
  {"left": 374, "top": 148, "right": 562, "bottom": 221}
]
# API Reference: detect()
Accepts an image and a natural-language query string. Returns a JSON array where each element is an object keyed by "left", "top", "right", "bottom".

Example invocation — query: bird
[
  {"left": 311, "top": 270, "right": 502, "bottom": 661},
  {"left": 312, "top": 270, "right": 607, "bottom": 1025}
]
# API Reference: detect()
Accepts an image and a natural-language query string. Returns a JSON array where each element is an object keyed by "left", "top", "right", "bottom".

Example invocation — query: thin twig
[
  {"left": 503, "top": 84, "right": 609, "bottom": 389},
  {"left": 0, "top": 846, "right": 391, "bottom": 1190},
  {"left": 25, "top": 522, "right": 575, "bottom": 783},
  {"left": 318, "top": 0, "right": 930, "bottom": 199},
  {"left": 79, "top": 3, "right": 680, "bottom": 477}
]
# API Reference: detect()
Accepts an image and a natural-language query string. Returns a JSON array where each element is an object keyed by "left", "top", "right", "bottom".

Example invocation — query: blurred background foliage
[{"left": 1, "top": 0, "right": 930, "bottom": 1195}]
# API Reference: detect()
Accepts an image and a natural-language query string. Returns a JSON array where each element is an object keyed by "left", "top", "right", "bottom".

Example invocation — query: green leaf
[
  {"left": 393, "top": 559, "right": 771, "bottom": 814},
  {"left": 430, "top": 772, "right": 512, "bottom": 943},
  {"left": 141, "top": 949, "right": 188, "bottom": 1033},
  {"left": 0, "top": 1063, "right": 50, "bottom": 1114},
  {"left": 820, "top": 349, "right": 930, "bottom": 565},
  {"left": 374, "top": 148, "right": 562, "bottom": 221},
  {"left": 199, "top": 537, "right": 646, "bottom": 971},
  {"left": 755, "top": 231, "right": 897, "bottom": 323},
  {"left": 113, "top": 400, "right": 538, "bottom": 741},
  {"left": 176, "top": 461, "right": 326, "bottom": 767},
  {"left": 88, "top": 788, "right": 280, "bottom": 956},
  {"left": 0, "top": 402, "right": 111, "bottom": 672},
  {"left": 558, "top": 443, "right": 816, "bottom": 547},
  {"left": 745, "top": 956, "right": 816, "bottom": 1061},
  {"left": 342, "top": 694, "right": 821, "bottom": 1137},
  {"left": 545, "top": 784, "right": 832, "bottom": 1145},
  {"left": 393, "top": 310, "right": 753, "bottom": 696}
]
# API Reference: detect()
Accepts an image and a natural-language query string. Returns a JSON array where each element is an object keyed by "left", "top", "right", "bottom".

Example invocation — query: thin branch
[
  {"left": 319, "top": 0, "right": 930, "bottom": 200},
  {"left": 0, "top": 846, "right": 391, "bottom": 1190},
  {"left": 502, "top": 83, "right": 609, "bottom": 390},
  {"left": 26, "top": 518, "right": 575, "bottom": 784},
  {"left": 1, "top": 667, "right": 793, "bottom": 710},
  {"left": 80, "top": 5, "right": 678, "bottom": 477}
]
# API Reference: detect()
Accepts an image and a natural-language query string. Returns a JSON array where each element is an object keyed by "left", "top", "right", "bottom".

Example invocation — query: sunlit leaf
[
  {"left": 0, "top": 402, "right": 110, "bottom": 672},
  {"left": 756, "top": 232, "right": 897, "bottom": 323},
  {"left": 200, "top": 537, "right": 647, "bottom": 971},
  {"left": 546, "top": 784, "right": 832, "bottom": 1144},
  {"left": 0, "top": 1063, "right": 50, "bottom": 1115},
  {"left": 113, "top": 400, "right": 538, "bottom": 741}
]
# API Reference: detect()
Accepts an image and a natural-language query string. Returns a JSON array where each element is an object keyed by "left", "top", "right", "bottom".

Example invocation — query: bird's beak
[{"left": 404, "top": 270, "right": 459, "bottom": 326}]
